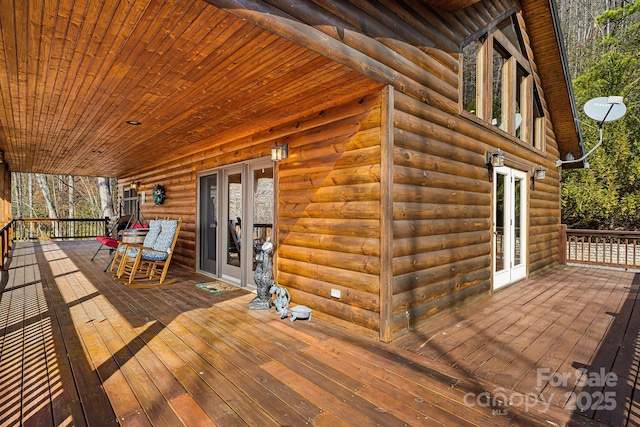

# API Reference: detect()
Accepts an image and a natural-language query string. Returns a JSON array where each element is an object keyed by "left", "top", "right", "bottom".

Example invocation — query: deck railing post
[
  {"left": 0, "top": 227, "right": 5, "bottom": 270},
  {"left": 559, "top": 224, "right": 567, "bottom": 265}
]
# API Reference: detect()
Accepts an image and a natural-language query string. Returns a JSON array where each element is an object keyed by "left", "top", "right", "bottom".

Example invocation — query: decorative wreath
[{"left": 152, "top": 184, "right": 166, "bottom": 205}]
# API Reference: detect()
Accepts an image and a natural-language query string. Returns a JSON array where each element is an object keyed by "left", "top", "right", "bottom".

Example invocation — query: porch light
[
  {"left": 130, "top": 181, "right": 140, "bottom": 191},
  {"left": 485, "top": 149, "right": 504, "bottom": 183},
  {"left": 486, "top": 149, "right": 505, "bottom": 168},
  {"left": 271, "top": 142, "right": 289, "bottom": 162},
  {"left": 531, "top": 166, "right": 546, "bottom": 189}
]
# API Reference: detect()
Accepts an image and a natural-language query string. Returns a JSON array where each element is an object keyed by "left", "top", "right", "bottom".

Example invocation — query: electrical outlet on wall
[{"left": 331, "top": 288, "right": 341, "bottom": 298}]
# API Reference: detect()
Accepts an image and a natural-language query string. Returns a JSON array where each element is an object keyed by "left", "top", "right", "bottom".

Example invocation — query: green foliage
[
  {"left": 562, "top": 15, "right": 640, "bottom": 229},
  {"left": 597, "top": 0, "right": 640, "bottom": 24}
]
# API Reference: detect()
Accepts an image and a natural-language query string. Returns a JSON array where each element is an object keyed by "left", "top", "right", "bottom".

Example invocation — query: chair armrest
[{"left": 122, "top": 242, "right": 153, "bottom": 250}]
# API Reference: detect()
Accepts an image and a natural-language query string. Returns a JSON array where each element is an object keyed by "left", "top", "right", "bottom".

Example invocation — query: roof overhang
[
  {"left": 521, "top": 0, "right": 585, "bottom": 168},
  {"left": 0, "top": 1, "right": 381, "bottom": 177}
]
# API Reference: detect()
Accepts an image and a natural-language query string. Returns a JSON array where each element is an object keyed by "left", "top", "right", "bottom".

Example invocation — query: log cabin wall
[
  {"left": 387, "top": 4, "right": 563, "bottom": 338},
  {"left": 116, "top": 0, "right": 568, "bottom": 341},
  {"left": 118, "top": 92, "right": 385, "bottom": 334},
  {"left": 277, "top": 94, "right": 383, "bottom": 336}
]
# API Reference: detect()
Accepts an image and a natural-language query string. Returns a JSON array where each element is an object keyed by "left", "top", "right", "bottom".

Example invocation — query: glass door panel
[
  {"left": 198, "top": 173, "right": 218, "bottom": 275},
  {"left": 511, "top": 171, "right": 527, "bottom": 281},
  {"left": 495, "top": 173, "right": 506, "bottom": 274},
  {"left": 247, "top": 164, "right": 274, "bottom": 286},
  {"left": 222, "top": 169, "right": 242, "bottom": 283},
  {"left": 514, "top": 176, "right": 522, "bottom": 267}
]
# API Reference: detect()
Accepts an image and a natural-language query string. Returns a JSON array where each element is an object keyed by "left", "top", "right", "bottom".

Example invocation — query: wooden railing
[
  {"left": 0, "top": 220, "right": 13, "bottom": 270},
  {"left": 560, "top": 225, "right": 640, "bottom": 269},
  {"left": 13, "top": 218, "right": 108, "bottom": 241}
]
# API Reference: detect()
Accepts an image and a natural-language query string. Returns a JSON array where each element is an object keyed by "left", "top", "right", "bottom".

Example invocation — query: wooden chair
[
  {"left": 91, "top": 215, "right": 132, "bottom": 259},
  {"left": 114, "top": 218, "right": 182, "bottom": 288},
  {"left": 106, "top": 221, "right": 152, "bottom": 274}
]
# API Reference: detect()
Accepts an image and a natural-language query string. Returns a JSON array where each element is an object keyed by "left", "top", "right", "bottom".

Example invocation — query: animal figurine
[
  {"left": 249, "top": 238, "right": 274, "bottom": 310},
  {"left": 289, "top": 305, "right": 312, "bottom": 322},
  {"left": 269, "top": 285, "right": 290, "bottom": 319}
]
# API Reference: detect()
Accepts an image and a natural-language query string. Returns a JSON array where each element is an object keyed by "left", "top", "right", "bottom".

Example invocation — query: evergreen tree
[{"left": 562, "top": 5, "right": 640, "bottom": 228}]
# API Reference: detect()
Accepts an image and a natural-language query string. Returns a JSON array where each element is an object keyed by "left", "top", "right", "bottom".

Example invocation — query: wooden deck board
[
  {"left": 136, "top": 291, "right": 310, "bottom": 426},
  {"left": 2, "top": 240, "right": 638, "bottom": 426}
]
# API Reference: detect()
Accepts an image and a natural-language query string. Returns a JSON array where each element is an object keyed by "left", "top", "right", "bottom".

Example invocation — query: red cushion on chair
[{"left": 96, "top": 236, "right": 119, "bottom": 247}]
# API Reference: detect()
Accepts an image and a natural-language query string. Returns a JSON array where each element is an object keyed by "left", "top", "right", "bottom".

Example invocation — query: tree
[
  {"left": 12, "top": 173, "right": 117, "bottom": 221},
  {"left": 561, "top": 5, "right": 640, "bottom": 229},
  {"left": 558, "top": 0, "right": 640, "bottom": 78},
  {"left": 35, "top": 174, "right": 58, "bottom": 219},
  {"left": 98, "top": 177, "right": 115, "bottom": 219}
]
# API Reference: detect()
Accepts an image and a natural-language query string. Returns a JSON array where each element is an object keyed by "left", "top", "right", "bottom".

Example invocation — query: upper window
[{"left": 462, "top": 15, "right": 545, "bottom": 151}]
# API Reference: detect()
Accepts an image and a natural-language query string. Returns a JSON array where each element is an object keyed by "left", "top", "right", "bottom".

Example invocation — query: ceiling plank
[{"left": 0, "top": 0, "right": 381, "bottom": 177}]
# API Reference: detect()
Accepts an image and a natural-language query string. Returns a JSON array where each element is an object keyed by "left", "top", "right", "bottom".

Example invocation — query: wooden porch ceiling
[{"left": 0, "top": 0, "right": 381, "bottom": 178}]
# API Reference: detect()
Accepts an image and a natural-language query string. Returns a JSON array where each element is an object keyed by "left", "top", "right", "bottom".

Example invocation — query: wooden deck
[{"left": 0, "top": 241, "right": 637, "bottom": 426}]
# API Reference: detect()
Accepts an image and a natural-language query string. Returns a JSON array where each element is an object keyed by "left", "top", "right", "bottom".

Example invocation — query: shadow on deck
[{"left": 0, "top": 240, "right": 637, "bottom": 426}]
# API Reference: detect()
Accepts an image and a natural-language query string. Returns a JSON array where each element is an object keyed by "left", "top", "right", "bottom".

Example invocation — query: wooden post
[
  {"left": 558, "top": 224, "right": 567, "bottom": 265},
  {"left": 0, "top": 164, "right": 5, "bottom": 224},
  {"left": 6, "top": 167, "right": 10, "bottom": 225},
  {"left": 379, "top": 85, "right": 394, "bottom": 342}
]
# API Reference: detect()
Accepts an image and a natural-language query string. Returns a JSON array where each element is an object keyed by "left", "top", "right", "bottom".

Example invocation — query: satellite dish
[
  {"left": 556, "top": 96, "right": 626, "bottom": 167},
  {"left": 583, "top": 96, "right": 626, "bottom": 123}
]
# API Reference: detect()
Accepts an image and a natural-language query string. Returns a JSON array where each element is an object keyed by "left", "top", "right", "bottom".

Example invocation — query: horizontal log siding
[
  {"left": 114, "top": 0, "right": 565, "bottom": 340},
  {"left": 391, "top": 98, "right": 492, "bottom": 334},
  {"left": 277, "top": 96, "right": 383, "bottom": 333},
  {"left": 529, "top": 162, "right": 561, "bottom": 274},
  {"left": 389, "top": 1, "right": 563, "bottom": 335},
  {"left": 119, "top": 92, "right": 383, "bottom": 272}
]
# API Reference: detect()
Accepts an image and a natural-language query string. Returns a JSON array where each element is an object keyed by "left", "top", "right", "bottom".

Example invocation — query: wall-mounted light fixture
[
  {"left": 531, "top": 166, "right": 546, "bottom": 189},
  {"left": 486, "top": 149, "right": 505, "bottom": 168},
  {"left": 271, "top": 142, "right": 289, "bottom": 162},
  {"left": 534, "top": 166, "right": 546, "bottom": 181},
  {"left": 485, "top": 149, "right": 504, "bottom": 182},
  {"left": 130, "top": 181, "right": 140, "bottom": 191}
]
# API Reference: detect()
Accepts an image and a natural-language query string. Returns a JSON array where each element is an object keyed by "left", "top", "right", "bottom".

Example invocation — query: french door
[
  {"left": 221, "top": 167, "right": 243, "bottom": 283},
  {"left": 198, "top": 173, "right": 218, "bottom": 275},
  {"left": 197, "top": 160, "right": 274, "bottom": 288},
  {"left": 493, "top": 167, "right": 527, "bottom": 290}
]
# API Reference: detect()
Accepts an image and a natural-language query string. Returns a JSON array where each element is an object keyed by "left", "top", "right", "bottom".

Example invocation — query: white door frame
[{"left": 493, "top": 166, "right": 527, "bottom": 290}]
